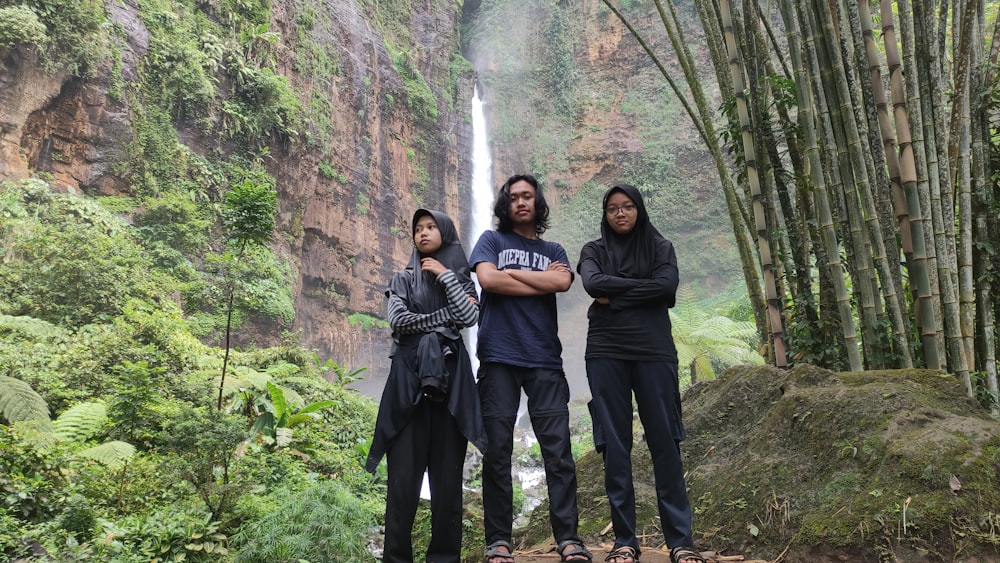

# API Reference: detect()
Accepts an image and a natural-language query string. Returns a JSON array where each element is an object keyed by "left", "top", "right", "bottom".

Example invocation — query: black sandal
[
  {"left": 557, "top": 539, "right": 593, "bottom": 562},
  {"left": 485, "top": 540, "right": 515, "bottom": 563},
  {"left": 669, "top": 546, "right": 705, "bottom": 563},
  {"left": 605, "top": 544, "right": 638, "bottom": 563}
]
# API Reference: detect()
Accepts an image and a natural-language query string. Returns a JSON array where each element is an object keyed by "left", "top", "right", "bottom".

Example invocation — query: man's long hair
[{"left": 493, "top": 174, "right": 550, "bottom": 235}]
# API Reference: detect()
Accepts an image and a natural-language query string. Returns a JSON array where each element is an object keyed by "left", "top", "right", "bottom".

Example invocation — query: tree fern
[
  {"left": 53, "top": 401, "right": 108, "bottom": 442},
  {"left": 0, "top": 314, "right": 66, "bottom": 340},
  {"left": 0, "top": 375, "right": 51, "bottom": 426},
  {"left": 672, "top": 310, "right": 764, "bottom": 384},
  {"left": 264, "top": 361, "right": 300, "bottom": 378},
  {"left": 78, "top": 440, "right": 136, "bottom": 469}
]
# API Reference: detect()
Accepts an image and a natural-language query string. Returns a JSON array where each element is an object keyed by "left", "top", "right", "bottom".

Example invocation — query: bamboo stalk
[
  {"left": 809, "top": 0, "right": 882, "bottom": 367},
  {"left": 856, "top": 0, "right": 913, "bottom": 367},
  {"left": 720, "top": 0, "right": 787, "bottom": 367},
  {"left": 794, "top": 0, "right": 862, "bottom": 370},
  {"left": 882, "top": 0, "right": 941, "bottom": 369}
]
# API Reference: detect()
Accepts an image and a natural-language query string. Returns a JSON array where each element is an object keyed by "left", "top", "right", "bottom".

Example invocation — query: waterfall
[
  {"left": 466, "top": 84, "right": 493, "bottom": 372},
  {"left": 418, "top": 84, "right": 495, "bottom": 503}
]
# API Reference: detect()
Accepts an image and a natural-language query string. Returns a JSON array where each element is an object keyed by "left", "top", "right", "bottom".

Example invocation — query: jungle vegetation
[
  {"left": 599, "top": 0, "right": 1000, "bottom": 411},
  {"left": 1, "top": 0, "right": 998, "bottom": 561}
]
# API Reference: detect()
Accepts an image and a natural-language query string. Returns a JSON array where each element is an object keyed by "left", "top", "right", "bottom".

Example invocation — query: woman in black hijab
[
  {"left": 366, "top": 209, "right": 487, "bottom": 563},
  {"left": 577, "top": 186, "right": 703, "bottom": 563}
]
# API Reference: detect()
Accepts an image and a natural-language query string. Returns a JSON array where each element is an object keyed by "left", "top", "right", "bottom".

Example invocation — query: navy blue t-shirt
[{"left": 469, "top": 230, "right": 572, "bottom": 370}]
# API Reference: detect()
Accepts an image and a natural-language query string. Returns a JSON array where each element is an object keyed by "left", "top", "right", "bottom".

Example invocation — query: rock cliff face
[
  {"left": 0, "top": 0, "right": 474, "bottom": 378},
  {"left": 264, "top": 0, "right": 474, "bottom": 377},
  {"left": 0, "top": 0, "right": 727, "bottom": 387}
]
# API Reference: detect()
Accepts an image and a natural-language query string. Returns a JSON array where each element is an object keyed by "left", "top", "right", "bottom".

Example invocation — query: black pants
[
  {"left": 383, "top": 400, "right": 468, "bottom": 563},
  {"left": 478, "top": 362, "right": 581, "bottom": 546},
  {"left": 586, "top": 358, "right": 693, "bottom": 552}
]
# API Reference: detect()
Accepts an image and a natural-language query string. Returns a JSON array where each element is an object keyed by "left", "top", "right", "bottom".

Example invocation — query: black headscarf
[
  {"left": 598, "top": 184, "right": 667, "bottom": 279},
  {"left": 390, "top": 209, "right": 475, "bottom": 314}
]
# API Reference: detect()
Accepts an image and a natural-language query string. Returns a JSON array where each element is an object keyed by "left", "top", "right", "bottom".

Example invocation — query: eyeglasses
[{"left": 605, "top": 204, "right": 637, "bottom": 215}]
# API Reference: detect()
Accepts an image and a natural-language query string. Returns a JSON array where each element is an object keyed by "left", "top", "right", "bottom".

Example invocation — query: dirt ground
[{"left": 508, "top": 545, "right": 764, "bottom": 562}]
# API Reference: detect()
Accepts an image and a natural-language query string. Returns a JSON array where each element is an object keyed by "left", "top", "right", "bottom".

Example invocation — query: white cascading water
[
  {"left": 463, "top": 84, "right": 544, "bottom": 525},
  {"left": 420, "top": 84, "right": 495, "bottom": 502},
  {"left": 465, "top": 84, "right": 493, "bottom": 371}
]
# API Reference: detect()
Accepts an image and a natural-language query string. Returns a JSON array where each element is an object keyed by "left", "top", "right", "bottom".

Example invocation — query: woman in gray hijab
[{"left": 366, "top": 209, "right": 486, "bottom": 563}]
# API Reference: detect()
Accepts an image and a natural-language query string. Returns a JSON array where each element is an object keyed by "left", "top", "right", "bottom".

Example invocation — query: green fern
[
  {"left": 0, "top": 314, "right": 66, "bottom": 340},
  {"left": 264, "top": 361, "right": 300, "bottom": 378},
  {"left": 54, "top": 402, "right": 108, "bottom": 442},
  {"left": 0, "top": 375, "right": 51, "bottom": 425},
  {"left": 672, "top": 307, "right": 764, "bottom": 384},
  {"left": 78, "top": 440, "right": 136, "bottom": 469},
  {"left": 231, "top": 366, "right": 272, "bottom": 390}
]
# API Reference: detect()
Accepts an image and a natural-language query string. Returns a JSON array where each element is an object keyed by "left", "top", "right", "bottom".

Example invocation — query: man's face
[{"left": 508, "top": 180, "right": 536, "bottom": 226}]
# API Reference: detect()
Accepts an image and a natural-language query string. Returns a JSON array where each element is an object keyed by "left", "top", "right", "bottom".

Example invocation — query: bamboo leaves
[{"left": 605, "top": 0, "right": 1000, "bottom": 398}]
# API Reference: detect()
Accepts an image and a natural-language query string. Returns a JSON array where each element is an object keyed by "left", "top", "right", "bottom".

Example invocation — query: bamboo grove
[{"left": 602, "top": 0, "right": 1000, "bottom": 405}]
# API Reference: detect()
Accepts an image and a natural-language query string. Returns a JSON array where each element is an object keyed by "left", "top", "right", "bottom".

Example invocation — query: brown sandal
[
  {"left": 485, "top": 540, "right": 515, "bottom": 563},
  {"left": 669, "top": 546, "right": 705, "bottom": 563},
  {"left": 605, "top": 545, "right": 638, "bottom": 563}
]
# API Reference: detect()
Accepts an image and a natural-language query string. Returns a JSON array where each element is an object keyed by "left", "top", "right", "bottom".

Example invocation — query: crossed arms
[{"left": 474, "top": 261, "right": 572, "bottom": 296}]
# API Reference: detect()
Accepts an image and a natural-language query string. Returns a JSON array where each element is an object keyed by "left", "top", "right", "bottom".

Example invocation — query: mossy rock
[{"left": 517, "top": 364, "right": 1000, "bottom": 562}]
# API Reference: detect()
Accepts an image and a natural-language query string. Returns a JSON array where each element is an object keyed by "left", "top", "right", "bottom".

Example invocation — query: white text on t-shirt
[{"left": 497, "top": 248, "right": 551, "bottom": 271}]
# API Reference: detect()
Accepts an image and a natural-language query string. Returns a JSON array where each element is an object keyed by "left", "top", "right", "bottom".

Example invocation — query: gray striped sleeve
[
  {"left": 437, "top": 270, "right": 479, "bottom": 328},
  {"left": 386, "top": 293, "right": 450, "bottom": 334}
]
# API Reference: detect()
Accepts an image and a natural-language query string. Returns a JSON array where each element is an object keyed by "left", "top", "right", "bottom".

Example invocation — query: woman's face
[
  {"left": 605, "top": 191, "right": 638, "bottom": 235},
  {"left": 413, "top": 214, "right": 443, "bottom": 254}
]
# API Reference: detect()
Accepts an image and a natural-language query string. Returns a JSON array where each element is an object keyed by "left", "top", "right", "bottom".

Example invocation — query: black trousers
[
  {"left": 383, "top": 400, "right": 468, "bottom": 563},
  {"left": 478, "top": 362, "right": 581, "bottom": 547},
  {"left": 586, "top": 358, "right": 693, "bottom": 552}
]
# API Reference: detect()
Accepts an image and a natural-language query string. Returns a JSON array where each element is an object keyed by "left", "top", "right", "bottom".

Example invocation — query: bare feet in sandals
[
  {"left": 485, "top": 540, "right": 515, "bottom": 563},
  {"left": 604, "top": 545, "right": 637, "bottom": 563},
  {"left": 556, "top": 539, "right": 592, "bottom": 562},
  {"left": 669, "top": 546, "right": 706, "bottom": 563}
]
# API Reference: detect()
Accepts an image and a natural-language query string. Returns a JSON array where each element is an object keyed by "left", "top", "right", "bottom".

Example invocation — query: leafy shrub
[
  {"left": 139, "top": 1, "right": 220, "bottom": 120},
  {"left": 389, "top": 45, "right": 439, "bottom": 123},
  {"left": 156, "top": 406, "right": 250, "bottom": 520},
  {"left": 0, "top": 186, "right": 155, "bottom": 327},
  {"left": 107, "top": 360, "right": 166, "bottom": 446},
  {"left": 0, "top": 425, "right": 71, "bottom": 523},
  {"left": 232, "top": 480, "right": 377, "bottom": 562},
  {"left": 136, "top": 191, "right": 213, "bottom": 254},
  {"left": 10, "top": 0, "right": 107, "bottom": 76},
  {"left": 0, "top": 6, "right": 47, "bottom": 49},
  {"left": 57, "top": 494, "right": 96, "bottom": 541},
  {"left": 224, "top": 66, "right": 302, "bottom": 142},
  {"left": 73, "top": 452, "right": 180, "bottom": 516},
  {"left": 96, "top": 505, "right": 228, "bottom": 562}
]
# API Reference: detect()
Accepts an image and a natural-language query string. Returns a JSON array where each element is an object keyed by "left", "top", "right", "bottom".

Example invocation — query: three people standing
[{"left": 368, "top": 179, "right": 699, "bottom": 563}]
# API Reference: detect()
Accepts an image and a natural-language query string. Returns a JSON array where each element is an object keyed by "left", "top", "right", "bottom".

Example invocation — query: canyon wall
[{"left": 0, "top": 0, "right": 730, "bottom": 390}]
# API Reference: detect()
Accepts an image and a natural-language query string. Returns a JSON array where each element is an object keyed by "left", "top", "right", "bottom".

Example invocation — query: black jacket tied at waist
[{"left": 365, "top": 332, "right": 486, "bottom": 473}]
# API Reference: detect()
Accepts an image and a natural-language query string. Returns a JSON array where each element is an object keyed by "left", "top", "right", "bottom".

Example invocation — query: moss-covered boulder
[{"left": 518, "top": 364, "right": 1000, "bottom": 562}]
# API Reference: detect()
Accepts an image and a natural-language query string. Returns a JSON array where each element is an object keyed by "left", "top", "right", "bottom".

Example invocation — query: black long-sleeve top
[{"left": 577, "top": 237, "right": 679, "bottom": 362}]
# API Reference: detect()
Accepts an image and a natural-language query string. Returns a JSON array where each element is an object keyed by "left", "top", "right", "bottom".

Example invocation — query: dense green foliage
[
  {"left": 0, "top": 0, "right": 106, "bottom": 76},
  {"left": 0, "top": 175, "right": 382, "bottom": 560}
]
